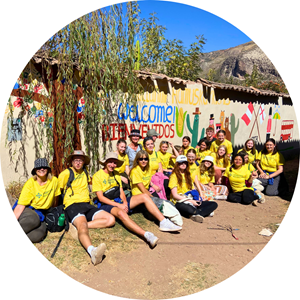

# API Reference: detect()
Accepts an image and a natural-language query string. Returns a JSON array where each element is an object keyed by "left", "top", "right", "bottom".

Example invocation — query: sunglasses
[{"left": 138, "top": 157, "right": 149, "bottom": 162}]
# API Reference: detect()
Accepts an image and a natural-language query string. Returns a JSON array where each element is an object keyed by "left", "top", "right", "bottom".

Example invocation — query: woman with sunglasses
[
  {"left": 210, "top": 145, "right": 230, "bottom": 184},
  {"left": 168, "top": 155, "right": 218, "bottom": 223},
  {"left": 129, "top": 150, "right": 182, "bottom": 232},
  {"left": 223, "top": 153, "right": 259, "bottom": 205},
  {"left": 256, "top": 138, "right": 286, "bottom": 196},
  {"left": 13, "top": 158, "right": 61, "bottom": 243}
]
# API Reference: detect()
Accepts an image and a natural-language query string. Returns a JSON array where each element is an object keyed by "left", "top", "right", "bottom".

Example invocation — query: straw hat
[
  {"left": 99, "top": 152, "right": 123, "bottom": 168},
  {"left": 66, "top": 150, "right": 90, "bottom": 165},
  {"left": 146, "top": 128, "right": 159, "bottom": 137}
]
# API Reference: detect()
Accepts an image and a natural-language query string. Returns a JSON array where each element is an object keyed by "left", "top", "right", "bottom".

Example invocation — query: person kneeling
[
  {"left": 93, "top": 152, "right": 161, "bottom": 248},
  {"left": 168, "top": 155, "right": 218, "bottom": 223}
]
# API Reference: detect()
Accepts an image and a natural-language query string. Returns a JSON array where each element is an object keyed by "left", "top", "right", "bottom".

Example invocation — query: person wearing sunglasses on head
[{"left": 129, "top": 150, "right": 182, "bottom": 232}]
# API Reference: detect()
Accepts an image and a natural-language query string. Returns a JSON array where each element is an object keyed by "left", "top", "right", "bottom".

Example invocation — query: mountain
[{"left": 198, "top": 41, "right": 281, "bottom": 82}]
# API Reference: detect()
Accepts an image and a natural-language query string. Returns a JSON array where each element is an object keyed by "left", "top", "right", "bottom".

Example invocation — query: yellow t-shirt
[
  {"left": 157, "top": 151, "right": 172, "bottom": 169},
  {"left": 237, "top": 148, "right": 258, "bottom": 164},
  {"left": 168, "top": 173, "right": 193, "bottom": 204},
  {"left": 183, "top": 146, "right": 194, "bottom": 156},
  {"left": 189, "top": 162, "right": 198, "bottom": 177},
  {"left": 257, "top": 151, "right": 285, "bottom": 173},
  {"left": 210, "top": 152, "right": 227, "bottom": 168},
  {"left": 210, "top": 139, "right": 233, "bottom": 154},
  {"left": 114, "top": 153, "right": 129, "bottom": 174},
  {"left": 196, "top": 149, "right": 212, "bottom": 162},
  {"left": 18, "top": 177, "right": 61, "bottom": 210},
  {"left": 92, "top": 169, "right": 122, "bottom": 195},
  {"left": 130, "top": 166, "right": 152, "bottom": 195},
  {"left": 58, "top": 168, "right": 91, "bottom": 208},
  {"left": 243, "top": 163, "right": 256, "bottom": 173},
  {"left": 223, "top": 166, "right": 252, "bottom": 193},
  {"left": 148, "top": 151, "right": 161, "bottom": 175},
  {"left": 139, "top": 141, "right": 156, "bottom": 151},
  {"left": 195, "top": 169, "right": 215, "bottom": 185}
]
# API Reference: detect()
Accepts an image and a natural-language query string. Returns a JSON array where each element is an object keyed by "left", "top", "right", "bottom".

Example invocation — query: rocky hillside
[{"left": 199, "top": 41, "right": 281, "bottom": 81}]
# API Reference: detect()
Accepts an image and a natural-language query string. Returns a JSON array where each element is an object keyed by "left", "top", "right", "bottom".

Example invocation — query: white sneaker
[
  {"left": 209, "top": 212, "right": 214, "bottom": 217},
  {"left": 91, "top": 243, "right": 107, "bottom": 266},
  {"left": 144, "top": 232, "right": 159, "bottom": 248},
  {"left": 190, "top": 215, "right": 204, "bottom": 223},
  {"left": 159, "top": 218, "right": 182, "bottom": 232}
]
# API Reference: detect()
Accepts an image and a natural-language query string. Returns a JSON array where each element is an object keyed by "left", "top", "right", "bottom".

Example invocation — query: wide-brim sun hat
[
  {"left": 31, "top": 158, "right": 52, "bottom": 175},
  {"left": 99, "top": 152, "right": 123, "bottom": 168},
  {"left": 176, "top": 155, "right": 188, "bottom": 163},
  {"left": 146, "top": 128, "right": 159, "bottom": 137},
  {"left": 128, "top": 129, "right": 142, "bottom": 138},
  {"left": 67, "top": 150, "right": 90, "bottom": 165},
  {"left": 202, "top": 156, "right": 214, "bottom": 164}
]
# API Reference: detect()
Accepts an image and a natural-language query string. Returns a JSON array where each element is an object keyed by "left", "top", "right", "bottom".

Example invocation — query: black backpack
[{"left": 45, "top": 205, "right": 69, "bottom": 232}]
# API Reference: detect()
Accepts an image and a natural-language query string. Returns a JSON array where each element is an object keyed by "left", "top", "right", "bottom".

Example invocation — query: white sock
[{"left": 87, "top": 245, "right": 95, "bottom": 256}]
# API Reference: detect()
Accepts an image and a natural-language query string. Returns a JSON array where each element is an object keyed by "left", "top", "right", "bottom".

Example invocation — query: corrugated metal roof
[{"left": 31, "top": 52, "right": 290, "bottom": 98}]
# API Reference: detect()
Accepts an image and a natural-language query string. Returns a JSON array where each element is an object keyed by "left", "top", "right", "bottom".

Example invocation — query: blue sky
[{"left": 134, "top": 0, "right": 251, "bottom": 53}]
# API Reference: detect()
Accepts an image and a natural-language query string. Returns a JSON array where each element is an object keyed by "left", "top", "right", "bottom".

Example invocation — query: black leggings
[
  {"left": 175, "top": 201, "right": 218, "bottom": 218},
  {"left": 227, "top": 189, "right": 259, "bottom": 205}
]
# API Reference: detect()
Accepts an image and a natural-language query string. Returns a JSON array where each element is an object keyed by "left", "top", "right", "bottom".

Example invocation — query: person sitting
[
  {"left": 126, "top": 129, "right": 143, "bottom": 169},
  {"left": 196, "top": 127, "right": 216, "bottom": 149},
  {"left": 114, "top": 138, "right": 130, "bottom": 191},
  {"left": 145, "top": 128, "right": 160, "bottom": 150},
  {"left": 58, "top": 150, "right": 115, "bottom": 266},
  {"left": 256, "top": 138, "right": 286, "bottom": 196},
  {"left": 92, "top": 152, "right": 160, "bottom": 248},
  {"left": 168, "top": 145, "right": 183, "bottom": 170},
  {"left": 196, "top": 140, "right": 211, "bottom": 162},
  {"left": 186, "top": 148, "right": 199, "bottom": 178},
  {"left": 193, "top": 156, "right": 228, "bottom": 201},
  {"left": 129, "top": 150, "right": 182, "bottom": 232},
  {"left": 182, "top": 136, "right": 194, "bottom": 156},
  {"left": 13, "top": 158, "right": 61, "bottom": 243},
  {"left": 222, "top": 153, "right": 259, "bottom": 205},
  {"left": 210, "top": 129, "right": 233, "bottom": 158},
  {"left": 157, "top": 141, "right": 179, "bottom": 176},
  {"left": 168, "top": 155, "right": 218, "bottom": 223},
  {"left": 237, "top": 138, "right": 258, "bottom": 166},
  {"left": 210, "top": 145, "right": 230, "bottom": 184},
  {"left": 143, "top": 136, "right": 163, "bottom": 176}
]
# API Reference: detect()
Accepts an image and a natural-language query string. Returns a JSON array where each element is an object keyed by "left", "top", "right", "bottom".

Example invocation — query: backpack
[
  {"left": 58, "top": 166, "right": 90, "bottom": 206},
  {"left": 45, "top": 205, "right": 69, "bottom": 232}
]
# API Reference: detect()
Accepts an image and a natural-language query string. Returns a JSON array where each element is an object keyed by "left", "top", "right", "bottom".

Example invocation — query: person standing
[
  {"left": 196, "top": 127, "right": 216, "bottom": 149},
  {"left": 58, "top": 150, "right": 115, "bottom": 266},
  {"left": 126, "top": 129, "right": 143, "bottom": 169}
]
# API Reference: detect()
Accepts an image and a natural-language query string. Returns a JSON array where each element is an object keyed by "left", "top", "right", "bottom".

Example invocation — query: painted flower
[{"left": 13, "top": 98, "right": 23, "bottom": 108}]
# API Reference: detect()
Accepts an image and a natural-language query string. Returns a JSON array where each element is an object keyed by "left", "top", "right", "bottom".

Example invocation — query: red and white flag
[
  {"left": 259, "top": 104, "right": 266, "bottom": 124},
  {"left": 241, "top": 102, "right": 254, "bottom": 126}
]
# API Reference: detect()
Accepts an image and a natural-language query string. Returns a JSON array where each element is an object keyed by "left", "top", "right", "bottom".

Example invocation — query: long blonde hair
[
  {"left": 130, "top": 150, "right": 150, "bottom": 175},
  {"left": 216, "top": 145, "right": 230, "bottom": 168}
]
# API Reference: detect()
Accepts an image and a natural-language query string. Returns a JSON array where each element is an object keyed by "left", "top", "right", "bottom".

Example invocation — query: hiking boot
[
  {"left": 190, "top": 214, "right": 204, "bottom": 223},
  {"left": 144, "top": 232, "right": 159, "bottom": 248},
  {"left": 91, "top": 243, "right": 107, "bottom": 266},
  {"left": 68, "top": 223, "right": 78, "bottom": 241},
  {"left": 159, "top": 218, "right": 182, "bottom": 232}
]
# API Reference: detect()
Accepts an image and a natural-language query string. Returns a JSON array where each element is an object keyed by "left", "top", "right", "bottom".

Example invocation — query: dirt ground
[{"left": 35, "top": 158, "right": 297, "bottom": 299}]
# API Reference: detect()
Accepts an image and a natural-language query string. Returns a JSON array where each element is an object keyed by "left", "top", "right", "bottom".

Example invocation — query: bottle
[{"left": 58, "top": 214, "right": 65, "bottom": 226}]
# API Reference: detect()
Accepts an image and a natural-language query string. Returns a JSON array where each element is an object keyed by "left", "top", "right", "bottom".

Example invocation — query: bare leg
[
  {"left": 87, "top": 210, "right": 115, "bottom": 229},
  {"left": 73, "top": 216, "right": 92, "bottom": 250},
  {"left": 130, "top": 194, "right": 164, "bottom": 222},
  {"left": 110, "top": 207, "right": 145, "bottom": 237}
]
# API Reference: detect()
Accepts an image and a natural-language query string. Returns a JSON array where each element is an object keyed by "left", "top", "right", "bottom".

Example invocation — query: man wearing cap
[
  {"left": 92, "top": 152, "right": 160, "bottom": 248},
  {"left": 58, "top": 150, "right": 115, "bottom": 266},
  {"left": 126, "top": 129, "right": 143, "bottom": 169},
  {"left": 13, "top": 158, "right": 61, "bottom": 243}
]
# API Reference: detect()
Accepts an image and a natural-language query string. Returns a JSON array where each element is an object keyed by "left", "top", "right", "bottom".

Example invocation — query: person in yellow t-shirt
[
  {"left": 256, "top": 138, "right": 286, "bottom": 196},
  {"left": 237, "top": 138, "right": 258, "bottom": 164},
  {"left": 168, "top": 145, "right": 183, "bottom": 169},
  {"left": 182, "top": 136, "right": 194, "bottom": 156},
  {"left": 210, "top": 130, "right": 233, "bottom": 157},
  {"left": 223, "top": 153, "right": 259, "bottom": 205},
  {"left": 128, "top": 150, "right": 182, "bottom": 232},
  {"left": 193, "top": 156, "right": 228, "bottom": 200},
  {"left": 168, "top": 155, "right": 218, "bottom": 223},
  {"left": 13, "top": 158, "right": 61, "bottom": 243},
  {"left": 196, "top": 140, "right": 211, "bottom": 162},
  {"left": 114, "top": 138, "right": 130, "bottom": 191},
  {"left": 93, "top": 152, "right": 162, "bottom": 248},
  {"left": 186, "top": 148, "right": 199, "bottom": 178},
  {"left": 157, "top": 141, "right": 179, "bottom": 175},
  {"left": 58, "top": 150, "right": 115, "bottom": 266},
  {"left": 211, "top": 145, "right": 230, "bottom": 185}
]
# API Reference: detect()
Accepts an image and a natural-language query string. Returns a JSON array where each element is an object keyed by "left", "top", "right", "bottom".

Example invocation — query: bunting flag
[
  {"left": 241, "top": 102, "right": 254, "bottom": 126},
  {"left": 259, "top": 104, "right": 266, "bottom": 124}
]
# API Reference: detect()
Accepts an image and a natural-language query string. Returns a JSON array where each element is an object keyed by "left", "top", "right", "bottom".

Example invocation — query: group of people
[{"left": 12, "top": 126, "right": 287, "bottom": 266}]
